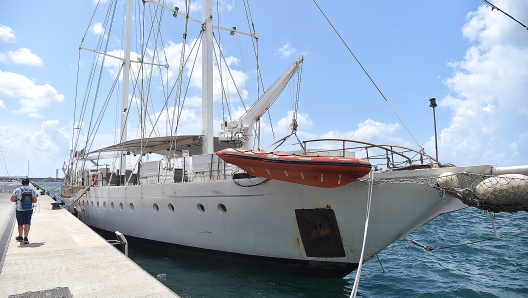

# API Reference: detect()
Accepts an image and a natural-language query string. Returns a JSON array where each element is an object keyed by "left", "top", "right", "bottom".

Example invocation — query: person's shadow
[{"left": 18, "top": 242, "right": 45, "bottom": 248}]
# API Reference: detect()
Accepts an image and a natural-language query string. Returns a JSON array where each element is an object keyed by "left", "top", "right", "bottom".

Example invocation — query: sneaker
[
  {"left": 15, "top": 236, "right": 23, "bottom": 241},
  {"left": 23, "top": 237, "right": 29, "bottom": 244}
]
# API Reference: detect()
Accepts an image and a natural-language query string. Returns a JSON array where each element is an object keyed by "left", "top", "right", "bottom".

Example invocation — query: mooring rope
[{"left": 350, "top": 170, "right": 375, "bottom": 298}]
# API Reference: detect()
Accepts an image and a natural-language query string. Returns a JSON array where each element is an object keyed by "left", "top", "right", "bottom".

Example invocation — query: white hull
[{"left": 67, "top": 165, "right": 490, "bottom": 276}]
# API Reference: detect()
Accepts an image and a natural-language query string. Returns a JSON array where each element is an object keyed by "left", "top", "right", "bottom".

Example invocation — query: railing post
[{"left": 390, "top": 146, "right": 395, "bottom": 167}]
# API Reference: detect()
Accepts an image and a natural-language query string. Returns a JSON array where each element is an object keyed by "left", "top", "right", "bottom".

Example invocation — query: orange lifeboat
[{"left": 216, "top": 148, "right": 371, "bottom": 188}]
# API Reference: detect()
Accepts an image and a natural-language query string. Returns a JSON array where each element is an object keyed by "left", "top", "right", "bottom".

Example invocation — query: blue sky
[{"left": 1, "top": 0, "right": 527, "bottom": 178}]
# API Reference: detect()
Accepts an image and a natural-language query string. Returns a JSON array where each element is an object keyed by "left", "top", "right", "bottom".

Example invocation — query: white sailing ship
[{"left": 62, "top": 0, "right": 528, "bottom": 277}]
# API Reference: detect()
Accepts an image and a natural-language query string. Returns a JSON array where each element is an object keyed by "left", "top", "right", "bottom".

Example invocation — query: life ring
[{"left": 91, "top": 173, "right": 98, "bottom": 186}]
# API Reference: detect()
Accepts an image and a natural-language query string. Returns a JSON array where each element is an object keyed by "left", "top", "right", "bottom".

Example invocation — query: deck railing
[{"left": 302, "top": 138, "right": 438, "bottom": 170}]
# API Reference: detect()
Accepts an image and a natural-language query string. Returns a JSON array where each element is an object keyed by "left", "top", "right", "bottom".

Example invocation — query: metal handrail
[{"left": 302, "top": 138, "right": 437, "bottom": 169}]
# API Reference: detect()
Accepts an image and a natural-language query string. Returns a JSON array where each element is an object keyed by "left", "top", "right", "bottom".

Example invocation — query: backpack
[{"left": 20, "top": 189, "right": 34, "bottom": 210}]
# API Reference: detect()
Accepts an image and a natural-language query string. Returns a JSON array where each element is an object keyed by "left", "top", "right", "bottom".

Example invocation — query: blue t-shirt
[{"left": 12, "top": 186, "right": 37, "bottom": 211}]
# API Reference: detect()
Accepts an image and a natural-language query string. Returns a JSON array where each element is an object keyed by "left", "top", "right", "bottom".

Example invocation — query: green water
[{"left": 128, "top": 208, "right": 528, "bottom": 297}]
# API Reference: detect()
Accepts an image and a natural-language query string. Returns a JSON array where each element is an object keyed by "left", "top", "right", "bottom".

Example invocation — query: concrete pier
[{"left": 0, "top": 189, "right": 178, "bottom": 297}]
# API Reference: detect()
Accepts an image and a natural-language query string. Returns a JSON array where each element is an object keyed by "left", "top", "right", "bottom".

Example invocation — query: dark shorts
[{"left": 16, "top": 210, "right": 33, "bottom": 225}]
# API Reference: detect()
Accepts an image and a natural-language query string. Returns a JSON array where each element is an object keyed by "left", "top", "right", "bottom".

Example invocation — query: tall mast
[
  {"left": 120, "top": 0, "right": 133, "bottom": 176},
  {"left": 202, "top": 0, "right": 214, "bottom": 154}
]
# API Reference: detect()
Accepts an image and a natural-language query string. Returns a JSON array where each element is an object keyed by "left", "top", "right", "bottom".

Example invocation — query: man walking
[{"left": 11, "top": 178, "right": 37, "bottom": 244}]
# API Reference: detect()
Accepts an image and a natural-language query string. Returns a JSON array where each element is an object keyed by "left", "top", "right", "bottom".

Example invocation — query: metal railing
[
  {"left": 0, "top": 183, "right": 17, "bottom": 193},
  {"left": 302, "top": 138, "right": 438, "bottom": 170}
]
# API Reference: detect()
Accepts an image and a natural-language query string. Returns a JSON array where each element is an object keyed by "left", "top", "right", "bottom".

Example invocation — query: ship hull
[
  {"left": 67, "top": 165, "right": 491, "bottom": 277},
  {"left": 89, "top": 225, "right": 357, "bottom": 277}
]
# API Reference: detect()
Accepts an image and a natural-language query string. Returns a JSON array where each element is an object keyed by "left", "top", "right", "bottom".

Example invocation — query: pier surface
[{"left": 0, "top": 189, "right": 178, "bottom": 297}]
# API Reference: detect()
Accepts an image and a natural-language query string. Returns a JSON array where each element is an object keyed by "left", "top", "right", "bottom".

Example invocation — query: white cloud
[
  {"left": 180, "top": 39, "right": 249, "bottom": 104},
  {"left": 276, "top": 43, "right": 297, "bottom": 58},
  {"left": 41, "top": 119, "right": 60, "bottom": 129},
  {"left": 166, "top": 0, "right": 201, "bottom": 12},
  {"left": 92, "top": 22, "right": 105, "bottom": 36},
  {"left": 321, "top": 119, "right": 402, "bottom": 144},
  {"left": 429, "top": 0, "right": 528, "bottom": 166},
  {"left": 0, "top": 120, "right": 71, "bottom": 177},
  {"left": 0, "top": 70, "right": 65, "bottom": 118},
  {"left": 276, "top": 110, "right": 313, "bottom": 132},
  {"left": 139, "top": 106, "right": 200, "bottom": 137},
  {"left": 0, "top": 25, "right": 16, "bottom": 43},
  {"left": 0, "top": 100, "right": 5, "bottom": 110},
  {"left": 0, "top": 48, "right": 43, "bottom": 65}
]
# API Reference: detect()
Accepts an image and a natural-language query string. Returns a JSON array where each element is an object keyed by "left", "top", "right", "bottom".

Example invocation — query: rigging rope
[
  {"left": 168, "top": 0, "right": 191, "bottom": 162},
  {"left": 68, "top": 0, "right": 103, "bottom": 182},
  {"left": 172, "top": 34, "right": 203, "bottom": 138},
  {"left": 481, "top": 0, "right": 528, "bottom": 30},
  {"left": 212, "top": 33, "right": 249, "bottom": 116},
  {"left": 350, "top": 169, "right": 375, "bottom": 298},
  {"left": 78, "top": 0, "right": 119, "bottom": 177},
  {"left": 72, "top": 0, "right": 117, "bottom": 178},
  {"left": 312, "top": 0, "right": 423, "bottom": 150}
]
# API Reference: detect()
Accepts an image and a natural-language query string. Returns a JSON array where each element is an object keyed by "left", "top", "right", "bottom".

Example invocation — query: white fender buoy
[
  {"left": 476, "top": 174, "right": 528, "bottom": 205},
  {"left": 437, "top": 172, "right": 458, "bottom": 188}
]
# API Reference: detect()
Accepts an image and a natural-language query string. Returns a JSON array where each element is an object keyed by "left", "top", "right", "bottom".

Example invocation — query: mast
[
  {"left": 120, "top": 0, "right": 133, "bottom": 177},
  {"left": 202, "top": 0, "right": 214, "bottom": 154}
]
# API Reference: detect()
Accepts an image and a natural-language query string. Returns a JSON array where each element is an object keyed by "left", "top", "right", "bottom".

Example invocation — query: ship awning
[{"left": 85, "top": 135, "right": 223, "bottom": 157}]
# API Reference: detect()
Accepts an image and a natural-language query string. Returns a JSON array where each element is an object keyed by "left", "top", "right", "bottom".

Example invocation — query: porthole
[
  {"left": 217, "top": 203, "right": 227, "bottom": 214},
  {"left": 97, "top": 201, "right": 100, "bottom": 209},
  {"left": 168, "top": 203, "right": 175, "bottom": 213},
  {"left": 197, "top": 203, "right": 205, "bottom": 214},
  {"left": 119, "top": 202, "right": 123, "bottom": 211},
  {"left": 153, "top": 203, "right": 159, "bottom": 212},
  {"left": 111, "top": 202, "right": 115, "bottom": 210},
  {"left": 129, "top": 203, "right": 134, "bottom": 212},
  {"left": 91, "top": 201, "right": 94, "bottom": 207},
  {"left": 103, "top": 202, "right": 107, "bottom": 210}
]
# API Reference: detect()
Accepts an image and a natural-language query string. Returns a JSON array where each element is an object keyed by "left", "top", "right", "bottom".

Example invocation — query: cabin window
[
  {"left": 168, "top": 203, "right": 175, "bottom": 213},
  {"left": 197, "top": 203, "right": 205, "bottom": 214},
  {"left": 217, "top": 203, "right": 227, "bottom": 214},
  {"left": 153, "top": 203, "right": 159, "bottom": 212}
]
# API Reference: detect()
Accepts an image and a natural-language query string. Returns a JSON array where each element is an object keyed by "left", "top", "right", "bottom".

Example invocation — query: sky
[{"left": 0, "top": 0, "right": 527, "bottom": 178}]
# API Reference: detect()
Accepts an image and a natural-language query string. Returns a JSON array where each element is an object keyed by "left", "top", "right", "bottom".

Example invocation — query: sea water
[{"left": 38, "top": 182, "right": 528, "bottom": 297}]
